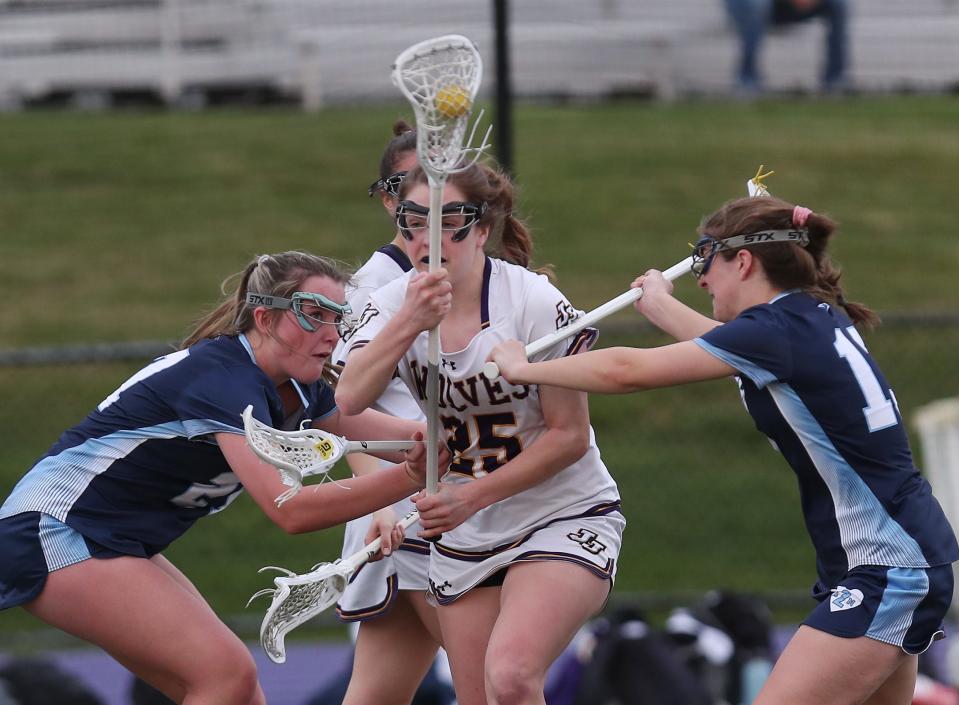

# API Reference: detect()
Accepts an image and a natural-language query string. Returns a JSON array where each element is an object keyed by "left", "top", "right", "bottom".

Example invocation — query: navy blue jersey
[
  {"left": 696, "top": 291, "right": 959, "bottom": 585},
  {"left": 0, "top": 335, "right": 335, "bottom": 557}
]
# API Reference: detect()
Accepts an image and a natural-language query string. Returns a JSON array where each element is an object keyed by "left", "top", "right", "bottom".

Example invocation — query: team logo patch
[
  {"left": 830, "top": 586, "right": 864, "bottom": 612},
  {"left": 344, "top": 303, "right": 379, "bottom": 342},
  {"left": 554, "top": 300, "right": 579, "bottom": 329},
  {"left": 567, "top": 528, "right": 607, "bottom": 555}
]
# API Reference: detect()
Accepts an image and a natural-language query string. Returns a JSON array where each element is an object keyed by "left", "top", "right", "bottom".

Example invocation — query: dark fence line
[{"left": 2, "top": 310, "right": 958, "bottom": 367}]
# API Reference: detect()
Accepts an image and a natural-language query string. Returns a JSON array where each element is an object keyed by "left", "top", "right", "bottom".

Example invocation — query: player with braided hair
[{"left": 489, "top": 195, "right": 959, "bottom": 705}]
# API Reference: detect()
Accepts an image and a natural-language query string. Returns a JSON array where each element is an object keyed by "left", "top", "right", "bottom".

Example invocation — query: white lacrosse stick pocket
[
  {"left": 242, "top": 405, "right": 347, "bottom": 506},
  {"left": 249, "top": 509, "right": 421, "bottom": 663}
]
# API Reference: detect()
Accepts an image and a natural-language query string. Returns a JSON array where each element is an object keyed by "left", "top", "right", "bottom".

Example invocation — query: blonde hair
[{"left": 181, "top": 251, "right": 351, "bottom": 348}]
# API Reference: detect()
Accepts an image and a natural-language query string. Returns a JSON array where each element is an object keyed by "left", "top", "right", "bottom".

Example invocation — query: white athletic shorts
[
  {"left": 335, "top": 497, "right": 432, "bottom": 622},
  {"left": 428, "top": 502, "right": 625, "bottom": 605}
]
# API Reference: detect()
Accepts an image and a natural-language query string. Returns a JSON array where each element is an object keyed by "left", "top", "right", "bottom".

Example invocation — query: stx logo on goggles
[
  {"left": 691, "top": 228, "right": 810, "bottom": 279},
  {"left": 247, "top": 294, "right": 279, "bottom": 307},
  {"left": 740, "top": 229, "right": 807, "bottom": 245}
]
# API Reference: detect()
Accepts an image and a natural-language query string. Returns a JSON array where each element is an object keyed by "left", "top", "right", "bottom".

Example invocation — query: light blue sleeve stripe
[
  {"left": 694, "top": 338, "right": 779, "bottom": 389},
  {"left": 183, "top": 419, "right": 243, "bottom": 438},
  {"left": 768, "top": 384, "right": 929, "bottom": 568}
]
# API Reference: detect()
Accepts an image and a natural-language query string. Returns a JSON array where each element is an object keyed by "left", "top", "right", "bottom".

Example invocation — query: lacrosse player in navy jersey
[
  {"left": 490, "top": 196, "right": 959, "bottom": 705},
  {"left": 333, "top": 121, "right": 449, "bottom": 705},
  {"left": 337, "top": 162, "right": 624, "bottom": 705},
  {"left": 0, "top": 251, "right": 435, "bottom": 705}
]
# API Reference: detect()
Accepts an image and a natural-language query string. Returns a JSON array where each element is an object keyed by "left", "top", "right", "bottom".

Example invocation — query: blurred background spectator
[{"left": 722, "top": 0, "right": 849, "bottom": 95}]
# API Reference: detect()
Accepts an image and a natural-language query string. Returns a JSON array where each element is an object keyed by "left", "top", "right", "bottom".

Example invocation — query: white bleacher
[{"left": 0, "top": 0, "right": 957, "bottom": 109}]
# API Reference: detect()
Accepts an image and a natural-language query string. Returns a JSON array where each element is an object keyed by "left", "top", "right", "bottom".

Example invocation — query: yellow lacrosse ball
[{"left": 435, "top": 85, "right": 472, "bottom": 119}]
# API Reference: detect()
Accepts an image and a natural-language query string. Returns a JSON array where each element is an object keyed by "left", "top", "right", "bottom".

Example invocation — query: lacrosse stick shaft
[
  {"left": 342, "top": 510, "right": 421, "bottom": 572},
  {"left": 344, "top": 440, "right": 416, "bottom": 454},
  {"left": 425, "top": 178, "right": 444, "bottom": 496},
  {"left": 483, "top": 256, "right": 694, "bottom": 380}
]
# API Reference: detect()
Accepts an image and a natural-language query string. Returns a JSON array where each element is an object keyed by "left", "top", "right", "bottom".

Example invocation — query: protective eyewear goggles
[
  {"left": 246, "top": 291, "right": 354, "bottom": 338},
  {"left": 368, "top": 171, "right": 408, "bottom": 198},
  {"left": 690, "top": 229, "right": 809, "bottom": 279},
  {"left": 395, "top": 200, "right": 488, "bottom": 242}
]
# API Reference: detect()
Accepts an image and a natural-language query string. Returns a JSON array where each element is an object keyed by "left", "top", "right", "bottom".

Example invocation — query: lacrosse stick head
[
  {"left": 241, "top": 405, "right": 347, "bottom": 507},
  {"left": 747, "top": 165, "right": 775, "bottom": 197},
  {"left": 250, "top": 561, "right": 353, "bottom": 663},
  {"left": 391, "top": 34, "right": 489, "bottom": 179}
]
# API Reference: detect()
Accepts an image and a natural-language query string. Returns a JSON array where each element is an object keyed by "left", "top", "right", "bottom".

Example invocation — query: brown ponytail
[
  {"left": 376, "top": 119, "right": 417, "bottom": 180},
  {"left": 701, "top": 196, "right": 878, "bottom": 328}
]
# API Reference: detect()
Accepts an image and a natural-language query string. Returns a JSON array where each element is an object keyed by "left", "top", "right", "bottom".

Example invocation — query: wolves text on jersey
[{"left": 409, "top": 359, "right": 531, "bottom": 411}]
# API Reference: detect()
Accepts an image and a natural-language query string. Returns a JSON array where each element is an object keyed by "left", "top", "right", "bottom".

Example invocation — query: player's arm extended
[
  {"left": 315, "top": 407, "right": 424, "bottom": 464},
  {"left": 633, "top": 270, "right": 720, "bottom": 341},
  {"left": 489, "top": 340, "right": 736, "bottom": 394},
  {"left": 216, "top": 431, "right": 424, "bottom": 534}
]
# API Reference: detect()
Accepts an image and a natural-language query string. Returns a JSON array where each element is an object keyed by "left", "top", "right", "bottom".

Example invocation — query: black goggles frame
[
  {"left": 690, "top": 229, "right": 809, "bottom": 279},
  {"left": 394, "top": 200, "right": 488, "bottom": 242},
  {"left": 368, "top": 171, "right": 408, "bottom": 198},
  {"left": 246, "top": 291, "right": 354, "bottom": 338}
]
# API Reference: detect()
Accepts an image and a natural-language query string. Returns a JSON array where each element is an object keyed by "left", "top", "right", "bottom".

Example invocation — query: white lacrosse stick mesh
[
  {"left": 249, "top": 562, "right": 351, "bottom": 664},
  {"left": 242, "top": 405, "right": 346, "bottom": 507},
  {"left": 392, "top": 34, "right": 487, "bottom": 179},
  {"left": 242, "top": 406, "right": 418, "bottom": 507},
  {"left": 249, "top": 510, "right": 420, "bottom": 663}
]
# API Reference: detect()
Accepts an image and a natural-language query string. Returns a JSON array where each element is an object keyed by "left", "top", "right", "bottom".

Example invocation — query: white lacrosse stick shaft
[
  {"left": 344, "top": 509, "right": 421, "bottom": 572},
  {"left": 426, "top": 180, "right": 443, "bottom": 495},
  {"left": 482, "top": 256, "right": 694, "bottom": 380}
]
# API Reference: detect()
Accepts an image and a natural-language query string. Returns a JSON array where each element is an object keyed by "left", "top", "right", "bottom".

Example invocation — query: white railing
[{"left": 0, "top": 0, "right": 957, "bottom": 110}]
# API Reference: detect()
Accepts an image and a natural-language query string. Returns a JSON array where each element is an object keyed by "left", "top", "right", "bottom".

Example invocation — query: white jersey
[
  {"left": 335, "top": 244, "right": 424, "bottom": 424},
  {"left": 334, "top": 243, "right": 429, "bottom": 619},
  {"left": 344, "top": 257, "right": 621, "bottom": 553}
]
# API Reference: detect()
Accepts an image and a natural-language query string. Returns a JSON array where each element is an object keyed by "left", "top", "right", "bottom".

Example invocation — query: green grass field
[{"left": 1, "top": 96, "right": 957, "bottom": 635}]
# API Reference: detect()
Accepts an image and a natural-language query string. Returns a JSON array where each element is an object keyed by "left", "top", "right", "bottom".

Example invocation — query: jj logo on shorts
[
  {"left": 567, "top": 528, "right": 607, "bottom": 555},
  {"left": 830, "top": 586, "right": 864, "bottom": 612}
]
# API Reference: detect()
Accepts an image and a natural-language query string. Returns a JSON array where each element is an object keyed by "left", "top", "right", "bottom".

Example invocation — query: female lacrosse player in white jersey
[
  {"left": 0, "top": 251, "right": 432, "bottom": 705},
  {"left": 333, "top": 121, "right": 449, "bottom": 705},
  {"left": 337, "top": 162, "right": 624, "bottom": 705},
  {"left": 489, "top": 196, "right": 959, "bottom": 705}
]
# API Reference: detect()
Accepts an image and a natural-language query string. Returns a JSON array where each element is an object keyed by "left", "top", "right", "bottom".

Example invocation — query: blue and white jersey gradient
[
  {"left": 0, "top": 335, "right": 335, "bottom": 557},
  {"left": 696, "top": 291, "right": 959, "bottom": 585}
]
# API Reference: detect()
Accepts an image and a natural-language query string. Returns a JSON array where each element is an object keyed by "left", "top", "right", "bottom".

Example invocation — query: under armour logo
[
  {"left": 567, "top": 528, "right": 607, "bottom": 555},
  {"left": 441, "top": 359, "right": 457, "bottom": 370},
  {"left": 430, "top": 578, "right": 453, "bottom": 597}
]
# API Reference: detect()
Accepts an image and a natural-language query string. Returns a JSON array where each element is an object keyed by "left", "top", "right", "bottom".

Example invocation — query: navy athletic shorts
[
  {"left": 0, "top": 512, "right": 123, "bottom": 610},
  {"left": 804, "top": 564, "right": 954, "bottom": 655}
]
